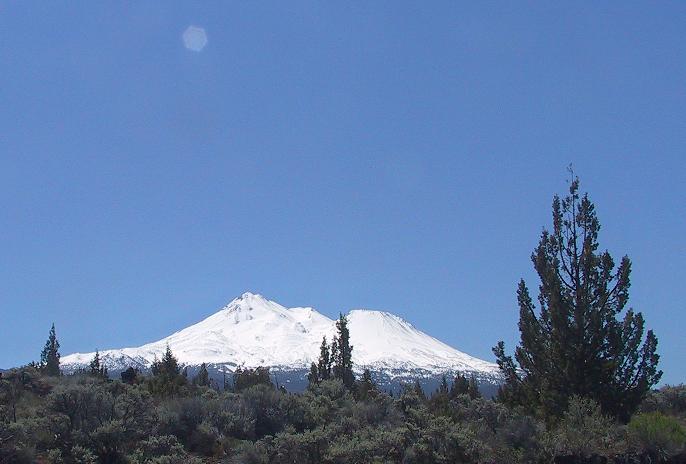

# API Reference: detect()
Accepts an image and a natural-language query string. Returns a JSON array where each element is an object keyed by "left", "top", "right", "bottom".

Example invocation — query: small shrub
[
  {"left": 546, "top": 396, "right": 623, "bottom": 459},
  {"left": 628, "top": 411, "right": 686, "bottom": 459},
  {"left": 70, "top": 445, "right": 97, "bottom": 464}
]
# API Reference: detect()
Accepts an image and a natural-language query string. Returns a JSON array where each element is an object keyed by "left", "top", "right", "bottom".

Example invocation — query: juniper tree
[
  {"left": 40, "top": 323, "right": 60, "bottom": 376},
  {"left": 493, "top": 174, "right": 662, "bottom": 421}
]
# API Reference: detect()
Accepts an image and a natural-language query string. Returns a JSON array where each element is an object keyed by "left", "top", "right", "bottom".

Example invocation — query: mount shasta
[{"left": 62, "top": 292, "right": 501, "bottom": 392}]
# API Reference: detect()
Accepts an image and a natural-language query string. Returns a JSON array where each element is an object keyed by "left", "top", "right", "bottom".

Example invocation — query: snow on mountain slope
[
  {"left": 61, "top": 292, "right": 500, "bottom": 378},
  {"left": 347, "top": 310, "right": 498, "bottom": 374}
]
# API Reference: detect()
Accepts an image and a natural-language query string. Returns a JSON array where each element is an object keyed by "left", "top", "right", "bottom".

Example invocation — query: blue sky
[{"left": 1, "top": 2, "right": 684, "bottom": 384}]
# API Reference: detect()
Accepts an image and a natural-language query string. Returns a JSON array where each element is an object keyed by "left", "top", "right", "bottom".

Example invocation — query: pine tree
[
  {"left": 233, "top": 366, "right": 272, "bottom": 392},
  {"left": 356, "top": 369, "right": 378, "bottom": 401},
  {"left": 90, "top": 350, "right": 100, "bottom": 374},
  {"left": 450, "top": 373, "right": 469, "bottom": 398},
  {"left": 307, "top": 362, "right": 319, "bottom": 388},
  {"left": 412, "top": 379, "right": 426, "bottom": 401},
  {"left": 317, "top": 336, "right": 331, "bottom": 381},
  {"left": 40, "top": 323, "right": 60, "bottom": 376},
  {"left": 155, "top": 344, "right": 180, "bottom": 378},
  {"left": 430, "top": 375, "right": 451, "bottom": 414},
  {"left": 467, "top": 375, "right": 481, "bottom": 400},
  {"left": 194, "top": 362, "right": 209, "bottom": 387},
  {"left": 332, "top": 313, "right": 354, "bottom": 389},
  {"left": 89, "top": 350, "right": 108, "bottom": 379},
  {"left": 150, "top": 345, "right": 185, "bottom": 395},
  {"left": 493, "top": 174, "right": 662, "bottom": 421}
]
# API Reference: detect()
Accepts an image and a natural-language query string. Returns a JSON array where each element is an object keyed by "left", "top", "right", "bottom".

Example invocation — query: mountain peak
[
  {"left": 221, "top": 292, "right": 271, "bottom": 312},
  {"left": 239, "top": 291, "right": 264, "bottom": 300},
  {"left": 61, "top": 294, "right": 500, "bottom": 379}
]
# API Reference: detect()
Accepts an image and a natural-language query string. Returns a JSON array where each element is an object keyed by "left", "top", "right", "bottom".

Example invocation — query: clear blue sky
[{"left": 1, "top": 2, "right": 684, "bottom": 384}]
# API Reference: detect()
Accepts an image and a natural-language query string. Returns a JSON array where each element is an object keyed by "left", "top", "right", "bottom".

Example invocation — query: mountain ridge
[{"left": 61, "top": 292, "right": 501, "bottom": 384}]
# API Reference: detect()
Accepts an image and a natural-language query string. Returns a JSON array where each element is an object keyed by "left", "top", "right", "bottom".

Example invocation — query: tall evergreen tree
[
  {"left": 412, "top": 379, "right": 427, "bottom": 401},
  {"left": 450, "top": 373, "right": 469, "bottom": 399},
  {"left": 307, "top": 362, "right": 319, "bottom": 388},
  {"left": 332, "top": 313, "right": 354, "bottom": 389},
  {"left": 40, "top": 323, "right": 60, "bottom": 376},
  {"left": 317, "top": 336, "right": 331, "bottom": 381},
  {"left": 150, "top": 345, "right": 185, "bottom": 395},
  {"left": 89, "top": 350, "right": 108, "bottom": 379},
  {"left": 467, "top": 375, "right": 481, "bottom": 400},
  {"left": 493, "top": 174, "right": 662, "bottom": 421},
  {"left": 194, "top": 362, "right": 209, "bottom": 387}
]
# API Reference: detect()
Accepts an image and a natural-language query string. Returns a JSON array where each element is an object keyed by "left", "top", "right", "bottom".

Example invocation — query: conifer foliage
[
  {"left": 332, "top": 313, "right": 354, "bottom": 389},
  {"left": 150, "top": 344, "right": 186, "bottom": 395},
  {"left": 89, "top": 350, "right": 108, "bottom": 378},
  {"left": 493, "top": 174, "right": 662, "bottom": 421},
  {"left": 193, "top": 362, "right": 210, "bottom": 387},
  {"left": 317, "top": 336, "right": 332, "bottom": 381},
  {"left": 309, "top": 315, "right": 355, "bottom": 390},
  {"left": 39, "top": 323, "right": 60, "bottom": 376}
]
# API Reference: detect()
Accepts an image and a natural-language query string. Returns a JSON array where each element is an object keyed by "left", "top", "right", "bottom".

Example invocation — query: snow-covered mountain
[{"left": 61, "top": 292, "right": 501, "bottom": 386}]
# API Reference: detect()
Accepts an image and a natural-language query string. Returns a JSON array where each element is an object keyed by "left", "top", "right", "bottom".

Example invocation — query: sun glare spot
[{"left": 182, "top": 25, "right": 207, "bottom": 52}]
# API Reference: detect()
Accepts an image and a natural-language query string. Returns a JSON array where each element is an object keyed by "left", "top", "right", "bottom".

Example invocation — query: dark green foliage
[
  {"left": 40, "top": 323, "right": 61, "bottom": 376},
  {"left": 0, "top": 367, "right": 49, "bottom": 423},
  {"left": 307, "top": 362, "right": 319, "bottom": 388},
  {"left": 1, "top": 365, "right": 684, "bottom": 463},
  {"left": 129, "top": 434, "right": 200, "bottom": 464},
  {"left": 309, "top": 321, "right": 355, "bottom": 391},
  {"left": 149, "top": 345, "right": 186, "bottom": 396},
  {"left": 332, "top": 313, "right": 355, "bottom": 390},
  {"left": 151, "top": 345, "right": 181, "bottom": 379},
  {"left": 89, "top": 350, "right": 108, "bottom": 379},
  {"left": 120, "top": 367, "right": 140, "bottom": 385},
  {"left": 317, "top": 336, "right": 331, "bottom": 381},
  {"left": 494, "top": 175, "right": 662, "bottom": 421},
  {"left": 467, "top": 376, "right": 481, "bottom": 400},
  {"left": 545, "top": 396, "right": 622, "bottom": 459},
  {"left": 355, "top": 369, "right": 379, "bottom": 401},
  {"left": 233, "top": 366, "right": 272, "bottom": 392},
  {"left": 451, "top": 373, "right": 470, "bottom": 399},
  {"left": 193, "top": 363, "right": 209, "bottom": 387},
  {"left": 45, "top": 376, "right": 156, "bottom": 463},
  {"left": 412, "top": 379, "right": 427, "bottom": 402}
]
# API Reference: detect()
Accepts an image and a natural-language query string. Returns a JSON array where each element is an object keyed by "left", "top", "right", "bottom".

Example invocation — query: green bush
[
  {"left": 128, "top": 434, "right": 202, "bottom": 464},
  {"left": 545, "top": 396, "right": 623, "bottom": 459},
  {"left": 628, "top": 411, "right": 686, "bottom": 459},
  {"left": 70, "top": 445, "right": 97, "bottom": 464}
]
